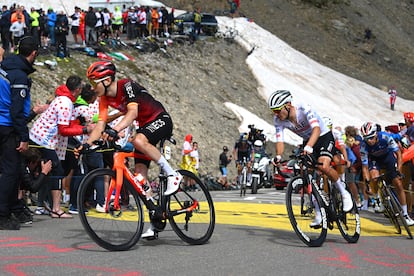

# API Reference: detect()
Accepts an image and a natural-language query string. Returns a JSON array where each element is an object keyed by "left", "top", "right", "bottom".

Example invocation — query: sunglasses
[
  {"left": 89, "top": 77, "right": 108, "bottom": 88},
  {"left": 364, "top": 136, "right": 376, "bottom": 141},
  {"left": 271, "top": 105, "right": 286, "bottom": 114}
]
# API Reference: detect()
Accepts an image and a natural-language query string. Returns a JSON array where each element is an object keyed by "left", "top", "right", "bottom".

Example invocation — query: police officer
[{"left": 0, "top": 36, "right": 38, "bottom": 230}]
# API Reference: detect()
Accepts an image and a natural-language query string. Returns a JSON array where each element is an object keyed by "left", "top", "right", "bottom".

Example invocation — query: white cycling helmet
[
  {"left": 268, "top": 90, "right": 292, "bottom": 110},
  {"left": 360, "top": 122, "right": 377, "bottom": 139},
  {"left": 254, "top": 140, "right": 263, "bottom": 147},
  {"left": 322, "top": 116, "right": 333, "bottom": 129}
]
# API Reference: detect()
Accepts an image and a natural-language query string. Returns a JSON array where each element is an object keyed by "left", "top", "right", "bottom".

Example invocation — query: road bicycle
[
  {"left": 77, "top": 137, "right": 215, "bottom": 251},
  {"left": 239, "top": 157, "right": 248, "bottom": 197},
  {"left": 374, "top": 174, "right": 412, "bottom": 239},
  {"left": 285, "top": 150, "right": 360, "bottom": 247}
]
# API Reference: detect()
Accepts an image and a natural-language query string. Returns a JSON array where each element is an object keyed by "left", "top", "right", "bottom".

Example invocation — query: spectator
[
  {"left": 0, "top": 5, "right": 12, "bottom": 53},
  {"left": 70, "top": 6, "right": 81, "bottom": 45},
  {"left": 29, "top": 7, "right": 41, "bottom": 47},
  {"left": 68, "top": 85, "right": 103, "bottom": 214},
  {"left": 9, "top": 15, "right": 26, "bottom": 50},
  {"left": 228, "top": 0, "right": 238, "bottom": 18},
  {"left": 193, "top": 7, "right": 202, "bottom": 37},
  {"left": 126, "top": 6, "right": 137, "bottom": 40},
  {"left": 138, "top": 6, "right": 147, "bottom": 38},
  {"left": 38, "top": 9, "right": 49, "bottom": 48},
  {"left": 111, "top": 6, "right": 123, "bottom": 39},
  {"left": 79, "top": 9, "right": 86, "bottom": 47},
  {"left": 47, "top": 8, "right": 57, "bottom": 46},
  {"left": 388, "top": 85, "right": 397, "bottom": 111},
  {"left": 166, "top": 7, "right": 175, "bottom": 35},
  {"left": 54, "top": 11, "right": 69, "bottom": 61},
  {"left": 160, "top": 6, "right": 168, "bottom": 36},
  {"left": 102, "top": 8, "right": 112, "bottom": 39},
  {"left": 84, "top": 6, "right": 97, "bottom": 46},
  {"left": 218, "top": 146, "right": 232, "bottom": 188},
  {"left": 345, "top": 125, "right": 366, "bottom": 209},
  {"left": 29, "top": 75, "right": 95, "bottom": 219},
  {"left": 180, "top": 134, "right": 196, "bottom": 174},
  {"left": 0, "top": 36, "right": 39, "bottom": 229},
  {"left": 20, "top": 147, "right": 52, "bottom": 195},
  {"left": 191, "top": 141, "right": 200, "bottom": 175},
  {"left": 94, "top": 8, "right": 103, "bottom": 41},
  {"left": 151, "top": 7, "right": 159, "bottom": 37}
]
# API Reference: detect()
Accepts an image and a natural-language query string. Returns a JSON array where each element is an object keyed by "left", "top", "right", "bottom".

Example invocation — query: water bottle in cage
[
  {"left": 133, "top": 173, "right": 146, "bottom": 188},
  {"left": 164, "top": 145, "right": 171, "bottom": 160}
]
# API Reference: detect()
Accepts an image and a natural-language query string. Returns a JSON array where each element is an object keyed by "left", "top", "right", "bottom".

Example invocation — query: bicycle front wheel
[
  {"left": 386, "top": 185, "right": 413, "bottom": 239},
  {"left": 168, "top": 170, "right": 215, "bottom": 245},
  {"left": 77, "top": 168, "right": 144, "bottom": 251},
  {"left": 332, "top": 187, "right": 360, "bottom": 243},
  {"left": 286, "top": 175, "right": 327, "bottom": 247}
]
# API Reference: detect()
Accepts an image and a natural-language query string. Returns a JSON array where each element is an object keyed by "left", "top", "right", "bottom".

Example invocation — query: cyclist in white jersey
[{"left": 268, "top": 90, "right": 353, "bottom": 226}]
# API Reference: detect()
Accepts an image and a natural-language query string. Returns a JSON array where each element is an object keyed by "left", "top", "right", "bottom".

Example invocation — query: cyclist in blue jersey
[{"left": 360, "top": 122, "right": 414, "bottom": 226}]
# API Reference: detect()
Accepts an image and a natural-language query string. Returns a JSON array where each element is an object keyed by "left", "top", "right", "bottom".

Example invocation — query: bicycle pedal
[{"left": 310, "top": 224, "right": 322, "bottom": 229}]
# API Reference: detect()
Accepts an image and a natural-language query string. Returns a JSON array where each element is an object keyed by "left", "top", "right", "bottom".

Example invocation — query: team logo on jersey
[{"left": 20, "top": 89, "right": 26, "bottom": 98}]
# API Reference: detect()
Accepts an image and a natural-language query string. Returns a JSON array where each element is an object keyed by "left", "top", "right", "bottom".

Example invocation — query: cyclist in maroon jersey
[{"left": 82, "top": 61, "right": 182, "bottom": 195}]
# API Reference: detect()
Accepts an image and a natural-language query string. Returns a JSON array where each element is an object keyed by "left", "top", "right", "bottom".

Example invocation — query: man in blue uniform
[{"left": 0, "top": 36, "right": 38, "bottom": 230}]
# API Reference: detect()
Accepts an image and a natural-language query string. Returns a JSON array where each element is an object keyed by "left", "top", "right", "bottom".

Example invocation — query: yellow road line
[{"left": 214, "top": 202, "right": 403, "bottom": 237}]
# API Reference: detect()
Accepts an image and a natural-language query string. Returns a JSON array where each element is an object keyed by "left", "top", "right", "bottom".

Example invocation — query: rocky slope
[{"left": 28, "top": 0, "right": 414, "bottom": 180}]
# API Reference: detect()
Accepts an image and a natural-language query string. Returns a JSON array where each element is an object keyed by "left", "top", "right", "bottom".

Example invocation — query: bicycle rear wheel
[
  {"left": 286, "top": 175, "right": 327, "bottom": 247},
  {"left": 168, "top": 170, "right": 215, "bottom": 245},
  {"left": 332, "top": 186, "right": 360, "bottom": 243},
  {"left": 386, "top": 185, "right": 413, "bottom": 239},
  {"left": 77, "top": 168, "right": 144, "bottom": 251}
]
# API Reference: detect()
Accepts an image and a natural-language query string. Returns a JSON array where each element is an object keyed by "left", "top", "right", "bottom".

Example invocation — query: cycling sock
[
  {"left": 402, "top": 204, "right": 408, "bottom": 216},
  {"left": 334, "top": 179, "right": 347, "bottom": 195},
  {"left": 157, "top": 155, "right": 175, "bottom": 176}
]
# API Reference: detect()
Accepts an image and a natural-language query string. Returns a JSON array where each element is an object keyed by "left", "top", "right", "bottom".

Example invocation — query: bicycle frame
[{"left": 103, "top": 146, "right": 199, "bottom": 220}]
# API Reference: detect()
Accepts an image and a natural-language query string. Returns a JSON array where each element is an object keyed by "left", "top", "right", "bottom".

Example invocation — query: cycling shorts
[
  {"left": 369, "top": 152, "right": 399, "bottom": 180},
  {"left": 134, "top": 112, "right": 173, "bottom": 167},
  {"left": 308, "top": 131, "right": 337, "bottom": 160}
]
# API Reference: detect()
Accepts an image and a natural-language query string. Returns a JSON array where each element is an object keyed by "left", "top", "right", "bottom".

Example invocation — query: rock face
[{"left": 28, "top": 0, "right": 414, "bottom": 182}]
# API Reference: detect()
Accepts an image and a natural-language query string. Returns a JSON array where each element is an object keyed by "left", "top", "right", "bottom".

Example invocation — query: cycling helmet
[
  {"left": 223, "top": 146, "right": 228, "bottom": 151},
  {"left": 360, "top": 122, "right": 377, "bottom": 140},
  {"left": 322, "top": 116, "right": 333, "bottom": 129},
  {"left": 86, "top": 61, "right": 116, "bottom": 80},
  {"left": 254, "top": 140, "right": 263, "bottom": 147},
  {"left": 268, "top": 90, "right": 292, "bottom": 110},
  {"left": 404, "top": 112, "right": 414, "bottom": 123}
]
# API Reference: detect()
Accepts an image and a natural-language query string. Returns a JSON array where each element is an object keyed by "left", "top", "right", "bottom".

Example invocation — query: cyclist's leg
[
  {"left": 133, "top": 113, "right": 181, "bottom": 196},
  {"left": 318, "top": 155, "right": 353, "bottom": 212},
  {"left": 382, "top": 153, "right": 412, "bottom": 221},
  {"left": 368, "top": 165, "right": 383, "bottom": 212},
  {"left": 247, "top": 161, "right": 252, "bottom": 183}
]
